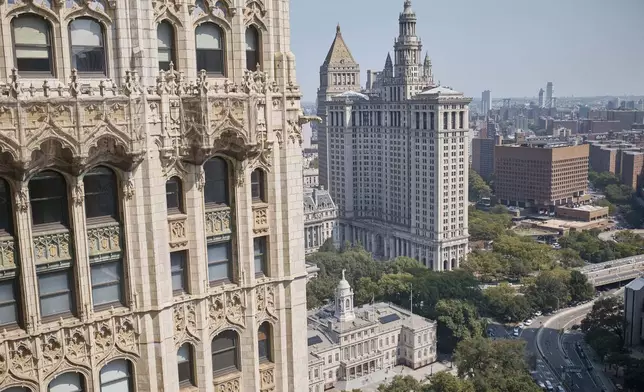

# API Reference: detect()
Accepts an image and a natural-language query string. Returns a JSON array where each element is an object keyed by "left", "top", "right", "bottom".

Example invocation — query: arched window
[
  {"left": 203, "top": 157, "right": 228, "bottom": 207},
  {"left": 99, "top": 359, "right": 133, "bottom": 392},
  {"left": 212, "top": 330, "right": 239, "bottom": 375},
  {"left": 165, "top": 176, "right": 183, "bottom": 214},
  {"left": 12, "top": 14, "right": 53, "bottom": 74},
  {"left": 195, "top": 23, "right": 224, "bottom": 75},
  {"left": 157, "top": 21, "right": 175, "bottom": 71},
  {"left": 29, "top": 170, "right": 69, "bottom": 228},
  {"left": 177, "top": 343, "right": 195, "bottom": 387},
  {"left": 258, "top": 322, "right": 272, "bottom": 362},
  {"left": 245, "top": 26, "right": 260, "bottom": 71},
  {"left": 48, "top": 372, "right": 85, "bottom": 392},
  {"left": 0, "top": 178, "right": 12, "bottom": 234},
  {"left": 3, "top": 387, "right": 31, "bottom": 392},
  {"left": 250, "top": 169, "right": 265, "bottom": 202},
  {"left": 69, "top": 18, "right": 106, "bottom": 74},
  {"left": 84, "top": 166, "right": 118, "bottom": 221}
]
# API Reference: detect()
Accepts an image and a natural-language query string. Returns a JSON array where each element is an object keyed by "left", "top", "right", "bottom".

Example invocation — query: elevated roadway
[{"left": 577, "top": 254, "right": 644, "bottom": 287}]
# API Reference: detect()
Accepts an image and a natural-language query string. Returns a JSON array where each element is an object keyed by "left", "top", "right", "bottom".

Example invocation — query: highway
[{"left": 487, "top": 294, "right": 620, "bottom": 391}]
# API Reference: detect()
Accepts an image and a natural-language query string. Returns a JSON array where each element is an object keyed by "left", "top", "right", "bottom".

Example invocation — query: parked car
[
  {"left": 537, "top": 381, "right": 546, "bottom": 389},
  {"left": 535, "top": 311, "right": 542, "bottom": 317},
  {"left": 524, "top": 319, "right": 533, "bottom": 326}
]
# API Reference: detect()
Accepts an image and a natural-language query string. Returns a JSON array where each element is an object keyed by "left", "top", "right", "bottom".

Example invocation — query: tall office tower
[
  {"left": 0, "top": 1, "right": 308, "bottom": 391},
  {"left": 316, "top": 24, "right": 361, "bottom": 190},
  {"left": 318, "top": 0, "right": 471, "bottom": 271},
  {"left": 546, "top": 82, "right": 554, "bottom": 108},
  {"left": 481, "top": 90, "right": 492, "bottom": 116},
  {"left": 538, "top": 88, "right": 545, "bottom": 108}
]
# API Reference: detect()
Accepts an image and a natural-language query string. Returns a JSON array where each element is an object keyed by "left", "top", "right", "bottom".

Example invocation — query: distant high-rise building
[
  {"left": 546, "top": 82, "right": 554, "bottom": 108},
  {"left": 538, "top": 88, "right": 545, "bottom": 108},
  {"left": 495, "top": 143, "right": 589, "bottom": 208},
  {"left": 317, "top": 0, "right": 470, "bottom": 270},
  {"left": 481, "top": 90, "right": 491, "bottom": 115}
]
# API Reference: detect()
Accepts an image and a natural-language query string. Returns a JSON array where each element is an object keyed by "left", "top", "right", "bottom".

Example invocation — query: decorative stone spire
[
  {"left": 322, "top": 24, "right": 357, "bottom": 66},
  {"left": 334, "top": 269, "right": 355, "bottom": 322}
]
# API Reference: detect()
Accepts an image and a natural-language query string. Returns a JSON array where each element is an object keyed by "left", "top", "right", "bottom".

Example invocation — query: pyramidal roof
[{"left": 323, "top": 24, "right": 357, "bottom": 67}]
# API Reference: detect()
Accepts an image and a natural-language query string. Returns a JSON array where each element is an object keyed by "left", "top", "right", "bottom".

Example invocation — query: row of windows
[
  {"left": 0, "top": 158, "right": 267, "bottom": 234},
  {"left": 178, "top": 324, "right": 273, "bottom": 387},
  {"left": 10, "top": 14, "right": 261, "bottom": 76},
  {"left": 0, "top": 323, "right": 273, "bottom": 392}
]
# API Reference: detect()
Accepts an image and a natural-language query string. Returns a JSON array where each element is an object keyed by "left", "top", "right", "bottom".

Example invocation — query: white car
[
  {"left": 524, "top": 319, "right": 533, "bottom": 326},
  {"left": 535, "top": 311, "right": 542, "bottom": 317}
]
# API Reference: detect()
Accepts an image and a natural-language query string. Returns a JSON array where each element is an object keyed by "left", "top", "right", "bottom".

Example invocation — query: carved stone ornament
[
  {"left": 0, "top": 350, "right": 7, "bottom": 385},
  {"left": 71, "top": 181, "right": 85, "bottom": 207},
  {"left": 123, "top": 178, "right": 135, "bottom": 200},
  {"left": 243, "top": 1, "right": 267, "bottom": 26},
  {"left": 252, "top": 205, "right": 269, "bottom": 235},
  {"left": 260, "top": 365, "right": 276, "bottom": 391},
  {"left": 208, "top": 289, "right": 245, "bottom": 335},
  {"left": 115, "top": 316, "right": 138, "bottom": 354},
  {"left": 241, "top": 70, "right": 279, "bottom": 95},
  {"left": 256, "top": 284, "right": 277, "bottom": 323},
  {"left": 33, "top": 231, "right": 72, "bottom": 264},
  {"left": 64, "top": 328, "right": 91, "bottom": 365},
  {"left": 8, "top": 340, "right": 36, "bottom": 381},
  {"left": 41, "top": 333, "right": 65, "bottom": 377},
  {"left": 14, "top": 190, "right": 29, "bottom": 214},
  {"left": 204, "top": 208, "right": 232, "bottom": 238},
  {"left": 214, "top": 376, "right": 241, "bottom": 392},
  {"left": 173, "top": 301, "right": 199, "bottom": 345},
  {"left": 93, "top": 322, "right": 115, "bottom": 363},
  {"left": 169, "top": 218, "right": 188, "bottom": 249}
]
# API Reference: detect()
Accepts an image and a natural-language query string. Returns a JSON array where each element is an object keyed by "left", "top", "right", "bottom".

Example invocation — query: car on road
[
  {"left": 556, "top": 386, "right": 565, "bottom": 392},
  {"left": 487, "top": 328, "right": 495, "bottom": 337},
  {"left": 524, "top": 319, "right": 533, "bottom": 326},
  {"left": 537, "top": 381, "right": 546, "bottom": 389},
  {"left": 545, "top": 380, "right": 553, "bottom": 391},
  {"left": 513, "top": 327, "right": 520, "bottom": 337}
]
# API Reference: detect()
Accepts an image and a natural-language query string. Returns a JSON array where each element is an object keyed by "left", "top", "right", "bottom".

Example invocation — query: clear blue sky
[{"left": 290, "top": 0, "right": 644, "bottom": 101}]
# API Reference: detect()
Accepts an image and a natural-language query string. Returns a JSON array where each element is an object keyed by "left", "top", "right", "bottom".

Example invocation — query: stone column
[
  {"left": 13, "top": 182, "right": 39, "bottom": 333},
  {"left": 69, "top": 177, "right": 92, "bottom": 322}
]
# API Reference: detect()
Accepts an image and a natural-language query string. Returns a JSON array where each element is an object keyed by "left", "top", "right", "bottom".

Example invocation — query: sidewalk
[
  {"left": 581, "top": 342, "right": 617, "bottom": 392},
  {"left": 331, "top": 360, "right": 456, "bottom": 392}
]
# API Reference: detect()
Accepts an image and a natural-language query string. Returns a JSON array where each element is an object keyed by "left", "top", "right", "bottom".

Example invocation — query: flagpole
[{"left": 410, "top": 283, "right": 413, "bottom": 315}]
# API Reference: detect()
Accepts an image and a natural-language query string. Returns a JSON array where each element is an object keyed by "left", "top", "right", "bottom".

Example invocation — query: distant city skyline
[{"left": 290, "top": 0, "right": 644, "bottom": 101}]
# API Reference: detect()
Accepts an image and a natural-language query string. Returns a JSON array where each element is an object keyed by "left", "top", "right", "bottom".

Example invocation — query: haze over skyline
[{"left": 291, "top": 0, "right": 644, "bottom": 102}]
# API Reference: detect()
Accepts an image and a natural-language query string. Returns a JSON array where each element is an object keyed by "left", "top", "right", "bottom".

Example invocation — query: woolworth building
[{"left": 0, "top": 0, "right": 311, "bottom": 391}]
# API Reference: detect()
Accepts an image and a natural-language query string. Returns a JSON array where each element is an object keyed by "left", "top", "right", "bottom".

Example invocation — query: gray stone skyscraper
[{"left": 317, "top": 0, "right": 471, "bottom": 270}]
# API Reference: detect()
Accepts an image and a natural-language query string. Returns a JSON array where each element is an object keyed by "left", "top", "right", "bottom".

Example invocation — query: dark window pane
[
  {"left": 91, "top": 260, "right": 123, "bottom": 307},
  {"left": 99, "top": 359, "right": 132, "bottom": 391},
  {"left": 166, "top": 177, "right": 183, "bottom": 213},
  {"left": 0, "top": 279, "right": 19, "bottom": 326},
  {"left": 84, "top": 166, "right": 118, "bottom": 220},
  {"left": 177, "top": 343, "right": 194, "bottom": 386},
  {"left": 251, "top": 170, "right": 264, "bottom": 201},
  {"left": 38, "top": 269, "right": 74, "bottom": 317},
  {"left": 254, "top": 237, "right": 267, "bottom": 276},
  {"left": 0, "top": 179, "right": 12, "bottom": 233},
  {"left": 13, "top": 15, "right": 52, "bottom": 74},
  {"left": 207, "top": 242, "right": 231, "bottom": 283},
  {"left": 196, "top": 49, "right": 224, "bottom": 74},
  {"left": 70, "top": 18, "right": 105, "bottom": 74},
  {"left": 258, "top": 323, "right": 271, "bottom": 361},
  {"left": 245, "top": 27, "right": 259, "bottom": 71},
  {"left": 170, "top": 251, "right": 186, "bottom": 294},
  {"left": 246, "top": 50, "right": 258, "bottom": 72},
  {"left": 157, "top": 21, "right": 175, "bottom": 71},
  {"left": 196, "top": 23, "right": 224, "bottom": 75},
  {"left": 29, "top": 171, "right": 69, "bottom": 227},
  {"left": 212, "top": 330, "right": 239, "bottom": 374},
  {"left": 204, "top": 158, "right": 228, "bottom": 205}
]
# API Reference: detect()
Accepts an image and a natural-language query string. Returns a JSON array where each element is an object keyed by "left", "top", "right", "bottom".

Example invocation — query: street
[{"left": 488, "top": 293, "right": 620, "bottom": 392}]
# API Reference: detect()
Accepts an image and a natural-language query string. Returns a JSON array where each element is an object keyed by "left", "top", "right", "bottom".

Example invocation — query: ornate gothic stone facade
[{"left": 0, "top": 0, "right": 310, "bottom": 391}]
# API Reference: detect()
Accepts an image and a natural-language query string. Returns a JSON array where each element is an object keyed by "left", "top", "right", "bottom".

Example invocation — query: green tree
[
  {"left": 461, "top": 251, "right": 504, "bottom": 282},
  {"left": 387, "top": 256, "right": 425, "bottom": 274},
  {"left": 454, "top": 337, "right": 542, "bottom": 392},
  {"left": 435, "top": 299, "right": 485, "bottom": 353},
  {"left": 581, "top": 297, "right": 624, "bottom": 338},
  {"left": 595, "top": 198, "right": 617, "bottom": 214},
  {"left": 377, "top": 375, "right": 425, "bottom": 392},
  {"left": 318, "top": 237, "right": 336, "bottom": 253},
  {"left": 354, "top": 277, "right": 383, "bottom": 305},
  {"left": 426, "top": 372, "right": 475, "bottom": 392},
  {"left": 468, "top": 207, "right": 513, "bottom": 242},
  {"left": 484, "top": 283, "right": 532, "bottom": 323},
  {"left": 557, "top": 248, "right": 585, "bottom": 268},
  {"left": 469, "top": 169, "right": 492, "bottom": 201},
  {"left": 568, "top": 270, "right": 594, "bottom": 303},
  {"left": 525, "top": 271, "right": 571, "bottom": 312}
]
